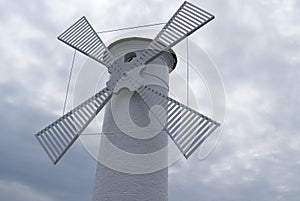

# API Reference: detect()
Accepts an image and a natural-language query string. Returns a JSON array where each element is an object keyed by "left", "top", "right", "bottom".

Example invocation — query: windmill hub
[
  {"left": 112, "top": 64, "right": 145, "bottom": 93},
  {"left": 106, "top": 51, "right": 147, "bottom": 93}
]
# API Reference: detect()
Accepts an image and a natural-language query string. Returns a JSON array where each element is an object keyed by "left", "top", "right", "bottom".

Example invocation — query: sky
[{"left": 0, "top": 0, "right": 300, "bottom": 201}]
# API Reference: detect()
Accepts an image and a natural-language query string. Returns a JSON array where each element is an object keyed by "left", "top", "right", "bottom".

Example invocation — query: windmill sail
[
  {"left": 58, "top": 16, "right": 114, "bottom": 67},
  {"left": 136, "top": 1, "right": 214, "bottom": 64},
  {"left": 137, "top": 85, "right": 220, "bottom": 158},
  {"left": 36, "top": 1, "right": 218, "bottom": 164},
  {"left": 35, "top": 87, "right": 112, "bottom": 164}
]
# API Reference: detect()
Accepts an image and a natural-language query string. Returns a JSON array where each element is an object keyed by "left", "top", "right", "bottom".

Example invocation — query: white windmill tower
[{"left": 35, "top": 2, "right": 220, "bottom": 201}]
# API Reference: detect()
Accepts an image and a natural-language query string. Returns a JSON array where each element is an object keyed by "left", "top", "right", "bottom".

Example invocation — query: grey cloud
[{"left": 1, "top": 0, "right": 300, "bottom": 201}]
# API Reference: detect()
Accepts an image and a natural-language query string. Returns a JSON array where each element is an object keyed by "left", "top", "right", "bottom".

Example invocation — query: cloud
[
  {"left": 1, "top": 0, "right": 300, "bottom": 201},
  {"left": 0, "top": 180, "right": 56, "bottom": 201}
]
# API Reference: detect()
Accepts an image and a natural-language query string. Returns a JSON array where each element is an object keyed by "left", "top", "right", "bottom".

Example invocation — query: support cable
[
  {"left": 62, "top": 50, "right": 76, "bottom": 115},
  {"left": 97, "top": 22, "right": 165, "bottom": 34},
  {"left": 186, "top": 37, "right": 190, "bottom": 106}
]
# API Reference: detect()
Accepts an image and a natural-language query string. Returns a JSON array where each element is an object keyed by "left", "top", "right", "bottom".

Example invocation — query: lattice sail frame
[
  {"left": 35, "top": 88, "right": 112, "bottom": 164},
  {"left": 137, "top": 85, "right": 220, "bottom": 158},
  {"left": 134, "top": 1, "right": 215, "bottom": 66},
  {"left": 58, "top": 16, "right": 114, "bottom": 67}
]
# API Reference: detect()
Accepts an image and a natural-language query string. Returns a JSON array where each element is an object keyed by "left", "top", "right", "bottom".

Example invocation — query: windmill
[{"left": 35, "top": 1, "right": 220, "bottom": 200}]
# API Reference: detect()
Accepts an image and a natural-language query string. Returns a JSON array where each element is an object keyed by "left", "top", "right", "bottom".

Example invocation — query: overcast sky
[{"left": 0, "top": 0, "right": 300, "bottom": 201}]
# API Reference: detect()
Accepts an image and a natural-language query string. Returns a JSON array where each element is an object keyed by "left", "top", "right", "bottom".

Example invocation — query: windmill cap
[{"left": 108, "top": 37, "right": 177, "bottom": 73}]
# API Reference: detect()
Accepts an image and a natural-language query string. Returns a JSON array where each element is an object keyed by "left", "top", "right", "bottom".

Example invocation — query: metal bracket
[
  {"left": 106, "top": 51, "right": 146, "bottom": 93},
  {"left": 113, "top": 65, "right": 145, "bottom": 93}
]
